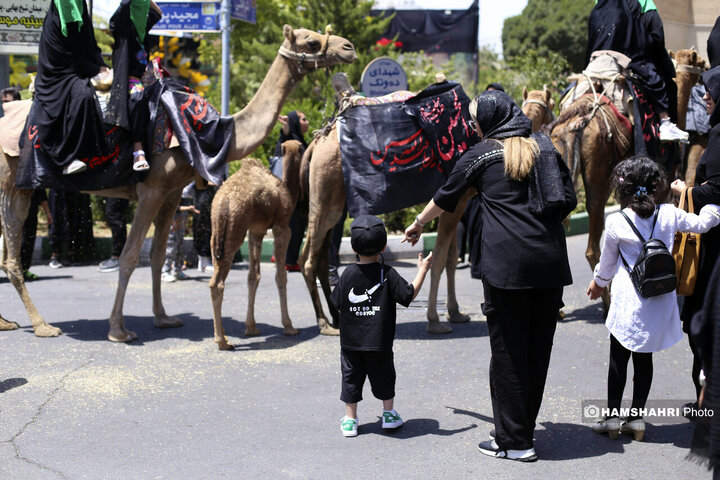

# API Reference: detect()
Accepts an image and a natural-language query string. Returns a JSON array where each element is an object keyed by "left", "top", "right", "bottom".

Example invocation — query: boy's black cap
[{"left": 350, "top": 215, "right": 387, "bottom": 255}]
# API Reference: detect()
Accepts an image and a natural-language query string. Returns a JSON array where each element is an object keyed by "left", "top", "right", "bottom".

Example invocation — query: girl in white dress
[{"left": 587, "top": 156, "right": 720, "bottom": 441}]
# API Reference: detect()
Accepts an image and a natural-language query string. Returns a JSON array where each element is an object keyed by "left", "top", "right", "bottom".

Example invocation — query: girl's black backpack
[{"left": 619, "top": 207, "right": 677, "bottom": 298}]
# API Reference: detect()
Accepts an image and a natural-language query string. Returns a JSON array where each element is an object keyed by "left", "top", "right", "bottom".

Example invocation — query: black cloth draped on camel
[{"left": 34, "top": 0, "right": 108, "bottom": 166}]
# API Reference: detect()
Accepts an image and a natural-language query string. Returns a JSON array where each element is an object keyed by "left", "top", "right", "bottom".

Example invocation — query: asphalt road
[{"left": 0, "top": 233, "right": 711, "bottom": 479}]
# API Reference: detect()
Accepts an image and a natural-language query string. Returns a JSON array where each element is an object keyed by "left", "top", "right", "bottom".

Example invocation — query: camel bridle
[
  {"left": 278, "top": 26, "right": 333, "bottom": 73},
  {"left": 521, "top": 98, "right": 555, "bottom": 125},
  {"left": 675, "top": 64, "right": 704, "bottom": 75}
]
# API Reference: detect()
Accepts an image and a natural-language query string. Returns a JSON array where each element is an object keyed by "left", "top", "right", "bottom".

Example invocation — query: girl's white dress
[{"left": 594, "top": 203, "right": 720, "bottom": 353}]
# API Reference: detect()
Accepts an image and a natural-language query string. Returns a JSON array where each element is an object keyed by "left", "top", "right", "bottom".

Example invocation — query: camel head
[
  {"left": 279, "top": 25, "right": 357, "bottom": 72},
  {"left": 522, "top": 86, "right": 555, "bottom": 133},
  {"left": 671, "top": 48, "right": 707, "bottom": 79}
]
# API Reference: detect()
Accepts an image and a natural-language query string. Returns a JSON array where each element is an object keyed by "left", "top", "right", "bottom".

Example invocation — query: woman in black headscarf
[
  {"left": 34, "top": 0, "right": 109, "bottom": 175},
  {"left": 404, "top": 91, "right": 576, "bottom": 462},
  {"left": 105, "top": 0, "right": 163, "bottom": 172},
  {"left": 672, "top": 66, "right": 720, "bottom": 411},
  {"left": 268, "top": 111, "right": 309, "bottom": 270}
]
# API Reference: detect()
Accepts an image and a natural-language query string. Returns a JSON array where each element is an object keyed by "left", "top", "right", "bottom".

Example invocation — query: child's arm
[
  {"left": 587, "top": 216, "right": 621, "bottom": 300},
  {"left": 674, "top": 203, "right": 720, "bottom": 234},
  {"left": 410, "top": 252, "right": 433, "bottom": 301}
]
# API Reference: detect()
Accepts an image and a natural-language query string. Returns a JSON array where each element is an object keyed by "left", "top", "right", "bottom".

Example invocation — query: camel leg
[
  {"left": 209, "top": 242, "right": 236, "bottom": 351},
  {"left": 300, "top": 211, "right": 340, "bottom": 336},
  {"left": 244, "top": 232, "right": 263, "bottom": 337},
  {"left": 0, "top": 187, "right": 60, "bottom": 336},
  {"left": 685, "top": 135, "right": 707, "bottom": 187},
  {"left": 272, "top": 224, "right": 298, "bottom": 335},
  {"left": 427, "top": 219, "right": 454, "bottom": 334},
  {"left": 108, "top": 189, "right": 166, "bottom": 342},
  {"left": 443, "top": 231, "right": 470, "bottom": 324},
  {"left": 0, "top": 213, "right": 19, "bottom": 330},
  {"left": 149, "top": 192, "right": 184, "bottom": 328}
]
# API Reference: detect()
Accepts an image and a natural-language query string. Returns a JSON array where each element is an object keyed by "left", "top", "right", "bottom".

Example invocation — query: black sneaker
[{"left": 477, "top": 440, "right": 538, "bottom": 462}]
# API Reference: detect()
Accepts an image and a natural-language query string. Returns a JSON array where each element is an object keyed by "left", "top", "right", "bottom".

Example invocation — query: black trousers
[
  {"left": 483, "top": 281, "right": 562, "bottom": 450},
  {"left": 105, "top": 198, "right": 129, "bottom": 257},
  {"left": 20, "top": 190, "right": 44, "bottom": 271},
  {"left": 285, "top": 207, "right": 307, "bottom": 265},
  {"left": 48, "top": 189, "right": 95, "bottom": 261},
  {"left": 607, "top": 334, "right": 653, "bottom": 417},
  {"left": 193, "top": 185, "right": 217, "bottom": 258}
]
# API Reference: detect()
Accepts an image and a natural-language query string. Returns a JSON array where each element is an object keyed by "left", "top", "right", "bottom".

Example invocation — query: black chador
[{"left": 34, "top": 0, "right": 108, "bottom": 167}]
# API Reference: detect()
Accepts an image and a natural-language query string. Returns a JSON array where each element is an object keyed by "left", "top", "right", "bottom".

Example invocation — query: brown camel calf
[{"left": 208, "top": 140, "right": 303, "bottom": 350}]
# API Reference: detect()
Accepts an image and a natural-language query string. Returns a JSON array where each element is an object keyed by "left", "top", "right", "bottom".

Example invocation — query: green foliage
[{"left": 502, "top": 0, "right": 594, "bottom": 73}]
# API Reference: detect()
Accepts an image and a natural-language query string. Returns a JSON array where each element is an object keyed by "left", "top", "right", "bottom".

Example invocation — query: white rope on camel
[{"left": 584, "top": 71, "right": 619, "bottom": 140}]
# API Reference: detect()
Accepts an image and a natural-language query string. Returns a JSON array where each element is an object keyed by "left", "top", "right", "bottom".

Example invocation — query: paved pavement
[{"left": 0, "top": 233, "right": 711, "bottom": 479}]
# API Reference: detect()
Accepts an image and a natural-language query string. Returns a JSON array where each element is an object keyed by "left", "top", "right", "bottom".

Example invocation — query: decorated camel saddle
[
  {"left": 13, "top": 64, "right": 231, "bottom": 192},
  {"left": 336, "top": 80, "right": 478, "bottom": 217}
]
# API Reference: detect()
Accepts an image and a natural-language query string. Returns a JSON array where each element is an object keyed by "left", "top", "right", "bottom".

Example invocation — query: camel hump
[
  {"left": 0, "top": 99, "right": 33, "bottom": 157},
  {"left": 241, "top": 157, "right": 265, "bottom": 170}
]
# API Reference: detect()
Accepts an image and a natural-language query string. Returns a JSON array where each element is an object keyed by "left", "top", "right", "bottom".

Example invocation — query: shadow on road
[
  {"left": 0, "top": 377, "right": 28, "bottom": 393},
  {"left": 395, "top": 319, "right": 488, "bottom": 340},
  {"left": 560, "top": 303, "right": 605, "bottom": 324},
  {"left": 230, "top": 324, "right": 320, "bottom": 351},
  {"left": 357, "top": 417, "right": 478, "bottom": 438}
]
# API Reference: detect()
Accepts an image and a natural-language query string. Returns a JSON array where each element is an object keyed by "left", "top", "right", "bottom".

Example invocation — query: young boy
[{"left": 330, "top": 215, "right": 433, "bottom": 437}]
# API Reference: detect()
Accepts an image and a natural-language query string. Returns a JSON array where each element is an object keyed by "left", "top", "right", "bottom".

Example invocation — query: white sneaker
[
  {"left": 161, "top": 271, "right": 177, "bottom": 283},
  {"left": 381, "top": 409, "right": 403, "bottom": 429},
  {"left": 659, "top": 119, "right": 689, "bottom": 143},
  {"left": 197, "top": 255, "right": 214, "bottom": 273},
  {"left": 340, "top": 416, "right": 358, "bottom": 437},
  {"left": 477, "top": 439, "right": 538, "bottom": 462},
  {"left": 62, "top": 159, "right": 87, "bottom": 175}
]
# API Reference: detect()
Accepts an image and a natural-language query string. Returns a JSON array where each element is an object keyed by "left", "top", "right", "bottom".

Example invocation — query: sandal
[{"left": 133, "top": 150, "right": 150, "bottom": 171}]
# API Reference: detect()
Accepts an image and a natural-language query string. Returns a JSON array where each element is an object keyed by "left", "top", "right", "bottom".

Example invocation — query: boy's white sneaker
[
  {"left": 382, "top": 409, "right": 403, "bottom": 429},
  {"left": 659, "top": 118, "right": 689, "bottom": 143},
  {"left": 341, "top": 416, "right": 358, "bottom": 437}
]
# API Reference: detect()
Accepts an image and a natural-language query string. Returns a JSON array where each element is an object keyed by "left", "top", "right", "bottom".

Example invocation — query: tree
[{"left": 502, "top": 0, "right": 594, "bottom": 73}]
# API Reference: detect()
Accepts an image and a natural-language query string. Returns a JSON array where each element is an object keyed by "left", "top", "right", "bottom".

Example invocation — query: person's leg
[
  {"left": 285, "top": 207, "right": 307, "bottom": 267},
  {"left": 106, "top": 198, "right": 129, "bottom": 258},
  {"left": 129, "top": 90, "right": 150, "bottom": 171},
  {"left": 484, "top": 282, "right": 534, "bottom": 450},
  {"left": 340, "top": 349, "right": 365, "bottom": 436},
  {"left": 48, "top": 189, "right": 67, "bottom": 262},
  {"left": 20, "top": 192, "right": 41, "bottom": 273},
  {"left": 525, "top": 287, "right": 562, "bottom": 430},
  {"left": 608, "top": 334, "right": 632, "bottom": 414},
  {"left": 629, "top": 351, "right": 653, "bottom": 416},
  {"left": 688, "top": 334, "right": 703, "bottom": 401}
]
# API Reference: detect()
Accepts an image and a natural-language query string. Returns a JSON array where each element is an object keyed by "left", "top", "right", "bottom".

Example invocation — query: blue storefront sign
[
  {"left": 231, "top": 0, "right": 256, "bottom": 24},
  {"left": 152, "top": 2, "right": 220, "bottom": 32}
]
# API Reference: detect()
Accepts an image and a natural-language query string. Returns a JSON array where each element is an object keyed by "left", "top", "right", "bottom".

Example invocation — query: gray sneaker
[
  {"left": 49, "top": 257, "right": 63, "bottom": 269},
  {"left": 98, "top": 257, "right": 120, "bottom": 273}
]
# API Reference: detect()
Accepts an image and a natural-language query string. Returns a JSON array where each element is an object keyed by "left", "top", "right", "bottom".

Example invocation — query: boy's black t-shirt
[{"left": 330, "top": 262, "right": 414, "bottom": 351}]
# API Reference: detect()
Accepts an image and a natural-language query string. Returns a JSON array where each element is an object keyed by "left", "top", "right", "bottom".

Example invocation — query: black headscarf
[
  {"left": 702, "top": 66, "right": 720, "bottom": 128},
  {"left": 471, "top": 90, "right": 531, "bottom": 140},
  {"left": 273, "top": 110, "right": 307, "bottom": 156},
  {"left": 709, "top": 16, "right": 720, "bottom": 69},
  {"left": 586, "top": 0, "right": 646, "bottom": 65},
  {"left": 485, "top": 82, "right": 505, "bottom": 92}
]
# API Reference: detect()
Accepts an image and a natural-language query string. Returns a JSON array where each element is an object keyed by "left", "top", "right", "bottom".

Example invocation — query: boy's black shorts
[{"left": 340, "top": 349, "right": 395, "bottom": 403}]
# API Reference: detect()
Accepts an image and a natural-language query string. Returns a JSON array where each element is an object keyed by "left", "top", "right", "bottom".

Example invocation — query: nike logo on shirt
[{"left": 348, "top": 283, "right": 381, "bottom": 304}]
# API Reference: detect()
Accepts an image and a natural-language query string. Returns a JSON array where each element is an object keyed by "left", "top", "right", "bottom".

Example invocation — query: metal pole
[{"left": 220, "top": 0, "right": 231, "bottom": 115}]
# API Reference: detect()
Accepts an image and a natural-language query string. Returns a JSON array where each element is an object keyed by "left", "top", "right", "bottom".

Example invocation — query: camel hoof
[
  {"left": 155, "top": 315, "right": 183, "bottom": 329},
  {"left": 245, "top": 326, "right": 261, "bottom": 337},
  {"left": 319, "top": 324, "right": 340, "bottom": 336},
  {"left": 33, "top": 323, "right": 62, "bottom": 337},
  {"left": 446, "top": 311, "right": 471, "bottom": 324},
  {"left": 0, "top": 318, "right": 20, "bottom": 331},
  {"left": 108, "top": 328, "right": 137, "bottom": 342},
  {"left": 427, "top": 322, "right": 453, "bottom": 334},
  {"left": 557, "top": 309, "right": 566, "bottom": 320},
  {"left": 284, "top": 326, "right": 300, "bottom": 335},
  {"left": 216, "top": 340, "right": 235, "bottom": 351}
]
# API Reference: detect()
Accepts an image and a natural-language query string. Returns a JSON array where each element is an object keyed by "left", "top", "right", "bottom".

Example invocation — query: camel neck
[{"left": 228, "top": 54, "right": 304, "bottom": 160}]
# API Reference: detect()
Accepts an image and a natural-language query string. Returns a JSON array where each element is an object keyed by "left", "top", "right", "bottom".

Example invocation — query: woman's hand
[
  {"left": 586, "top": 279, "right": 603, "bottom": 300},
  {"left": 403, "top": 221, "right": 423, "bottom": 246},
  {"left": 671, "top": 179, "right": 687, "bottom": 196}
]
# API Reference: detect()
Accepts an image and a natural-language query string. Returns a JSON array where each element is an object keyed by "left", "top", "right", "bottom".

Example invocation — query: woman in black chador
[
  {"left": 105, "top": 0, "right": 163, "bottom": 172},
  {"left": 35, "top": 0, "right": 109, "bottom": 175}
]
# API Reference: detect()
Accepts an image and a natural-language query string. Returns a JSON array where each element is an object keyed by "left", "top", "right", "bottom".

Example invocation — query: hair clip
[
  {"left": 635, "top": 186, "right": 647, "bottom": 197},
  {"left": 618, "top": 176, "right": 624, "bottom": 183}
]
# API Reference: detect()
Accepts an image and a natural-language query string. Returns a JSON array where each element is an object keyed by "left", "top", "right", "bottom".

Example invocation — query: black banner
[
  {"left": 371, "top": 1, "right": 479, "bottom": 54},
  {"left": 338, "top": 81, "right": 478, "bottom": 217}
]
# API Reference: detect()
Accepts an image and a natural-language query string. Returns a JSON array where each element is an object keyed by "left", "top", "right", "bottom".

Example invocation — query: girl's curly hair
[{"left": 610, "top": 156, "right": 668, "bottom": 218}]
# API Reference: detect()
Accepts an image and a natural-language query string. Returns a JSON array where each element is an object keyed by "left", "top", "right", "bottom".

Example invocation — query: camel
[
  {"left": 209, "top": 140, "right": 303, "bottom": 350},
  {"left": 298, "top": 79, "right": 474, "bottom": 335},
  {"left": 522, "top": 86, "right": 555, "bottom": 132},
  {"left": 670, "top": 49, "right": 707, "bottom": 186},
  {"left": 548, "top": 48, "right": 702, "bottom": 309},
  {"left": 0, "top": 25, "right": 356, "bottom": 341}
]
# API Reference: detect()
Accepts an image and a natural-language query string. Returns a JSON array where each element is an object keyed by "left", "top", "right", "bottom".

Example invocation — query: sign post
[{"left": 360, "top": 57, "right": 408, "bottom": 97}]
